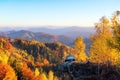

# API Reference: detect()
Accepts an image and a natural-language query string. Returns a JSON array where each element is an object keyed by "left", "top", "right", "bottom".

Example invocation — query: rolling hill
[
  {"left": 0, "top": 27, "right": 95, "bottom": 51},
  {"left": 0, "top": 30, "right": 74, "bottom": 46}
]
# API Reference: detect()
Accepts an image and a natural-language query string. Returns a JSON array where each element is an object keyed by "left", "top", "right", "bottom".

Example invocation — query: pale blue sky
[{"left": 0, "top": 0, "right": 120, "bottom": 27}]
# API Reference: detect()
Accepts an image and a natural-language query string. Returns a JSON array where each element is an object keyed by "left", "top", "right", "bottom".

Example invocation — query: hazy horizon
[
  {"left": 0, "top": 25, "right": 94, "bottom": 28},
  {"left": 0, "top": 26, "right": 95, "bottom": 32}
]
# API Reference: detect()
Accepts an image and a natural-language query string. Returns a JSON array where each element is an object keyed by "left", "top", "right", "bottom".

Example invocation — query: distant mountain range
[
  {"left": 0, "top": 26, "right": 96, "bottom": 47},
  {"left": 28, "top": 27, "right": 96, "bottom": 39},
  {"left": 0, "top": 30, "right": 74, "bottom": 46},
  {"left": 0, "top": 26, "right": 95, "bottom": 38}
]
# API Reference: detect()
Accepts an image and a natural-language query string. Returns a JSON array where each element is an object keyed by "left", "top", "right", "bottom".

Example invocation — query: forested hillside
[
  {"left": 0, "top": 11, "right": 120, "bottom": 80},
  {"left": 0, "top": 33, "right": 88, "bottom": 80}
]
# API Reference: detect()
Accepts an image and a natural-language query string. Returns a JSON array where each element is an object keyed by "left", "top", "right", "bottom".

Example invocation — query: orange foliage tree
[
  {"left": 21, "top": 63, "right": 35, "bottom": 80},
  {"left": 0, "top": 63, "right": 17, "bottom": 80},
  {"left": 43, "top": 59, "right": 49, "bottom": 65}
]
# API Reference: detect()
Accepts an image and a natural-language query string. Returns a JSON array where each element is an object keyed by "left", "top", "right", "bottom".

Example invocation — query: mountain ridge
[
  {"left": 0, "top": 30, "right": 74, "bottom": 46},
  {"left": 0, "top": 27, "right": 95, "bottom": 48},
  {"left": 0, "top": 26, "right": 95, "bottom": 38}
]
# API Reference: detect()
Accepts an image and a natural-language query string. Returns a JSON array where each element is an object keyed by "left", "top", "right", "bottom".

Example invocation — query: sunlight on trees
[
  {"left": 43, "top": 59, "right": 49, "bottom": 65},
  {"left": 0, "top": 63, "right": 17, "bottom": 80},
  {"left": 0, "top": 11, "right": 120, "bottom": 80},
  {"left": 39, "top": 73, "right": 48, "bottom": 80},
  {"left": 74, "top": 37, "right": 87, "bottom": 62},
  {"left": 0, "top": 52, "right": 9, "bottom": 64},
  {"left": 109, "top": 49, "right": 120, "bottom": 65},
  {"left": 95, "top": 16, "right": 111, "bottom": 37},
  {"left": 111, "top": 11, "right": 120, "bottom": 51},
  {"left": 35, "top": 68, "right": 40, "bottom": 77},
  {"left": 90, "top": 36, "right": 112, "bottom": 63},
  {"left": 21, "top": 63, "right": 34, "bottom": 80},
  {"left": 111, "top": 11, "right": 120, "bottom": 28},
  {"left": 90, "top": 11, "right": 120, "bottom": 65},
  {"left": 48, "top": 70, "right": 54, "bottom": 80}
]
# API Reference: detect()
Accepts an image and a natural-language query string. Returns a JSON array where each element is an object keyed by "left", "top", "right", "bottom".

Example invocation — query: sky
[{"left": 0, "top": 0, "right": 120, "bottom": 28}]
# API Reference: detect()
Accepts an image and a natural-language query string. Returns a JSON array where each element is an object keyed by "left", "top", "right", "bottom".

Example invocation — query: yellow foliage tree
[
  {"left": 111, "top": 11, "right": 120, "bottom": 28},
  {"left": 95, "top": 16, "right": 111, "bottom": 36},
  {"left": 53, "top": 76, "right": 59, "bottom": 80},
  {"left": 35, "top": 68, "right": 40, "bottom": 77},
  {"left": 74, "top": 37, "right": 87, "bottom": 62},
  {"left": 90, "top": 16, "right": 112, "bottom": 64},
  {"left": 39, "top": 73, "right": 48, "bottom": 80},
  {"left": 109, "top": 49, "right": 120, "bottom": 65},
  {"left": 48, "top": 70, "right": 54, "bottom": 80},
  {"left": 0, "top": 53, "right": 9, "bottom": 64},
  {"left": 111, "top": 11, "right": 120, "bottom": 51},
  {"left": 89, "top": 36, "right": 111, "bottom": 63},
  {"left": 90, "top": 14, "right": 120, "bottom": 65}
]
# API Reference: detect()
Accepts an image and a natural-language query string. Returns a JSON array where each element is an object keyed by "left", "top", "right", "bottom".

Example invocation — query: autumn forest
[{"left": 0, "top": 11, "right": 120, "bottom": 80}]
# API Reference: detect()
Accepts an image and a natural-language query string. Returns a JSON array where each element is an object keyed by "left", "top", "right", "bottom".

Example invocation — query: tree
[
  {"left": 111, "top": 11, "right": 120, "bottom": 51},
  {"left": 39, "top": 73, "right": 48, "bottom": 80},
  {"left": 89, "top": 36, "right": 112, "bottom": 63},
  {"left": 74, "top": 37, "right": 87, "bottom": 62},
  {"left": 48, "top": 70, "right": 54, "bottom": 80},
  {"left": 21, "top": 63, "right": 34, "bottom": 80},
  {"left": 0, "top": 63, "right": 17, "bottom": 80},
  {"left": 0, "top": 51, "right": 9, "bottom": 64},
  {"left": 89, "top": 12, "right": 120, "bottom": 65},
  {"left": 90, "top": 16, "right": 112, "bottom": 63},
  {"left": 35, "top": 68, "right": 40, "bottom": 77},
  {"left": 95, "top": 16, "right": 111, "bottom": 37},
  {"left": 111, "top": 11, "right": 120, "bottom": 28}
]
